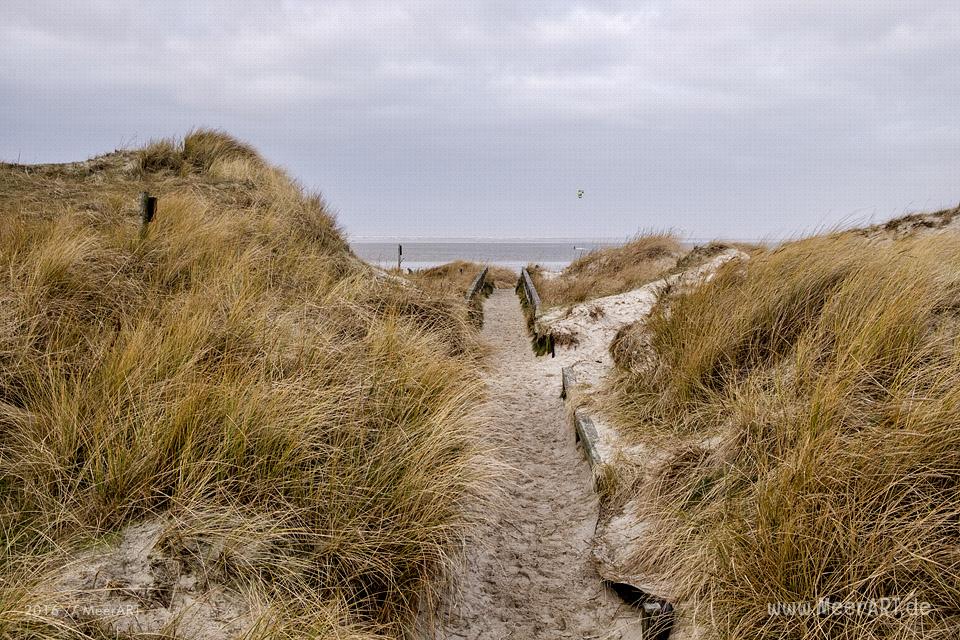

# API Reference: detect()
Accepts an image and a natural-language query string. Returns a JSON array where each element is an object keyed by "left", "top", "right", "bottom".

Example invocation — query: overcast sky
[{"left": 2, "top": 2, "right": 959, "bottom": 240}]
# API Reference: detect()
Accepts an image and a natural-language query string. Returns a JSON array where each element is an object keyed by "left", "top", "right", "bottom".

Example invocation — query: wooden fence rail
[
  {"left": 518, "top": 267, "right": 541, "bottom": 316},
  {"left": 465, "top": 266, "right": 491, "bottom": 327},
  {"left": 516, "top": 268, "right": 554, "bottom": 356},
  {"left": 465, "top": 266, "right": 489, "bottom": 303}
]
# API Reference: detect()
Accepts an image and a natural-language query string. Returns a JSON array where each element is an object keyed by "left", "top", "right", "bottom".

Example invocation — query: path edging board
[
  {"left": 562, "top": 366, "right": 603, "bottom": 468},
  {"left": 465, "top": 266, "right": 489, "bottom": 303},
  {"left": 573, "top": 408, "right": 603, "bottom": 468},
  {"left": 465, "top": 266, "right": 492, "bottom": 327},
  {"left": 516, "top": 268, "right": 554, "bottom": 356},
  {"left": 562, "top": 367, "right": 677, "bottom": 638},
  {"left": 518, "top": 267, "right": 541, "bottom": 314}
]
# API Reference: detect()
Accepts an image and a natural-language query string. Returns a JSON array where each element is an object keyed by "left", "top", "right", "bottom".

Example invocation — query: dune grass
[
  {"left": 399, "top": 262, "right": 515, "bottom": 329},
  {"left": 402, "top": 261, "right": 515, "bottom": 298},
  {"left": 0, "top": 131, "right": 488, "bottom": 639},
  {"left": 606, "top": 226, "right": 960, "bottom": 638},
  {"left": 527, "top": 233, "right": 683, "bottom": 310},
  {"left": 135, "top": 129, "right": 261, "bottom": 176}
]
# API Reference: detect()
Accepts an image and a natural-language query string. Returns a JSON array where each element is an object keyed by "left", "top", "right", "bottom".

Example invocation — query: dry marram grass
[
  {"left": 528, "top": 233, "right": 683, "bottom": 310},
  {"left": 606, "top": 223, "right": 960, "bottom": 639},
  {"left": 402, "top": 261, "right": 516, "bottom": 298},
  {"left": 0, "top": 131, "right": 488, "bottom": 639}
]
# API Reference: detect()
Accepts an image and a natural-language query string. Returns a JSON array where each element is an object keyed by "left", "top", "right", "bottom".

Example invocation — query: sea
[{"left": 350, "top": 240, "right": 620, "bottom": 272}]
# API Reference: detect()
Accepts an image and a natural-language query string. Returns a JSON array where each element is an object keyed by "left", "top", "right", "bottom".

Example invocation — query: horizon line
[{"left": 346, "top": 234, "right": 780, "bottom": 244}]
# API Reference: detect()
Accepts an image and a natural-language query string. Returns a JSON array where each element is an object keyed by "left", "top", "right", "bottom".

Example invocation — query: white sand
[
  {"left": 49, "top": 519, "right": 254, "bottom": 640},
  {"left": 537, "top": 249, "right": 747, "bottom": 470},
  {"left": 442, "top": 289, "right": 646, "bottom": 639},
  {"left": 537, "top": 250, "right": 749, "bottom": 640}
]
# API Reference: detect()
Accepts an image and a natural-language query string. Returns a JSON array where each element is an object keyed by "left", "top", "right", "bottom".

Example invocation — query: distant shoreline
[
  {"left": 349, "top": 236, "right": 774, "bottom": 244},
  {"left": 351, "top": 238, "right": 776, "bottom": 271}
]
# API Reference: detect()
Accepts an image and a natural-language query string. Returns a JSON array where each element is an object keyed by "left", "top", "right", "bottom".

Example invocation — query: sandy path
[{"left": 441, "top": 290, "right": 643, "bottom": 640}]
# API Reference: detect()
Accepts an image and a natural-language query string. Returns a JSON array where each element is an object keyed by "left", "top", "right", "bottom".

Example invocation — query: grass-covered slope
[
  {"left": 528, "top": 233, "right": 683, "bottom": 310},
  {"left": 607, "top": 219, "right": 960, "bottom": 639},
  {"left": 403, "top": 261, "right": 515, "bottom": 298},
  {"left": 0, "top": 131, "right": 486, "bottom": 639}
]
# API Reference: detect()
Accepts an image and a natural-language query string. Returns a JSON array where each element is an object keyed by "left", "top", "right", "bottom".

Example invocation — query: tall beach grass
[
  {"left": 527, "top": 233, "right": 682, "bottom": 310},
  {"left": 0, "top": 131, "right": 488, "bottom": 639},
  {"left": 607, "top": 226, "right": 960, "bottom": 638}
]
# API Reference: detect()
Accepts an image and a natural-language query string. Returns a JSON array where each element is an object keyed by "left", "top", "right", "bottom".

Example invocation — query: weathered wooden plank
[
  {"left": 573, "top": 407, "right": 602, "bottom": 467},
  {"left": 519, "top": 267, "right": 541, "bottom": 315},
  {"left": 561, "top": 366, "right": 577, "bottom": 399},
  {"left": 465, "top": 266, "right": 489, "bottom": 302},
  {"left": 606, "top": 581, "right": 675, "bottom": 639},
  {"left": 517, "top": 268, "right": 555, "bottom": 356}
]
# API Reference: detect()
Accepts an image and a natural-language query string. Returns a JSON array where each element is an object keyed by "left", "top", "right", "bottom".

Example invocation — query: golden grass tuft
[
  {"left": 606, "top": 228, "right": 960, "bottom": 638},
  {"left": 404, "top": 261, "right": 516, "bottom": 297},
  {"left": 0, "top": 132, "right": 487, "bottom": 638},
  {"left": 135, "top": 137, "right": 184, "bottom": 174},
  {"left": 399, "top": 261, "right": 514, "bottom": 330},
  {"left": 182, "top": 129, "right": 261, "bottom": 172},
  {"left": 135, "top": 129, "right": 263, "bottom": 177},
  {"left": 529, "top": 233, "right": 682, "bottom": 309}
]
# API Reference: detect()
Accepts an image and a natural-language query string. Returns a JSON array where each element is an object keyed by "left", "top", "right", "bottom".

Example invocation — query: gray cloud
[{"left": 2, "top": 1, "right": 958, "bottom": 240}]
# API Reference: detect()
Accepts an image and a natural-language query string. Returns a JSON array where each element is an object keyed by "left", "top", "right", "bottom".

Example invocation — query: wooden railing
[
  {"left": 516, "top": 268, "right": 554, "bottom": 356},
  {"left": 465, "top": 266, "right": 489, "bottom": 303},
  {"left": 517, "top": 267, "right": 541, "bottom": 316},
  {"left": 465, "top": 266, "right": 491, "bottom": 327}
]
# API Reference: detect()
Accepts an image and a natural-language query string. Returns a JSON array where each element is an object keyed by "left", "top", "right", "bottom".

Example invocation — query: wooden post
[
  {"left": 397, "top": 243, "right": 402, "bottom": 271},
  {"left": 139, "top": 192, "right": 157, "bottom": 236}
]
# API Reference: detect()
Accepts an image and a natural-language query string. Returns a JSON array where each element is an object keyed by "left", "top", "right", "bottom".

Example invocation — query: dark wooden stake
[
  {"left": 397, "top": 243, "right": 403, "bottom": 271},
  {"left": 139, "top": 192, "right": 157, "bottom": 236}
]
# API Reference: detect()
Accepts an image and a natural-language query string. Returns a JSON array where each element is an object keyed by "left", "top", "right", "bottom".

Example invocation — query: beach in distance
[
  {"left": 5, "top": 1, "right": 960, "bottom": 638},
  {"left": 351, "top": 238, "right": 766, "bottom": 271},
  {"left": 350, "top": 238, "right": 772, "bottom": 271},
  {"left": 350, "top": 240, "right": 614, "bottom": 271},
  {"left": 5, "top": 130, "right": 960, "bottom": 640}
]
